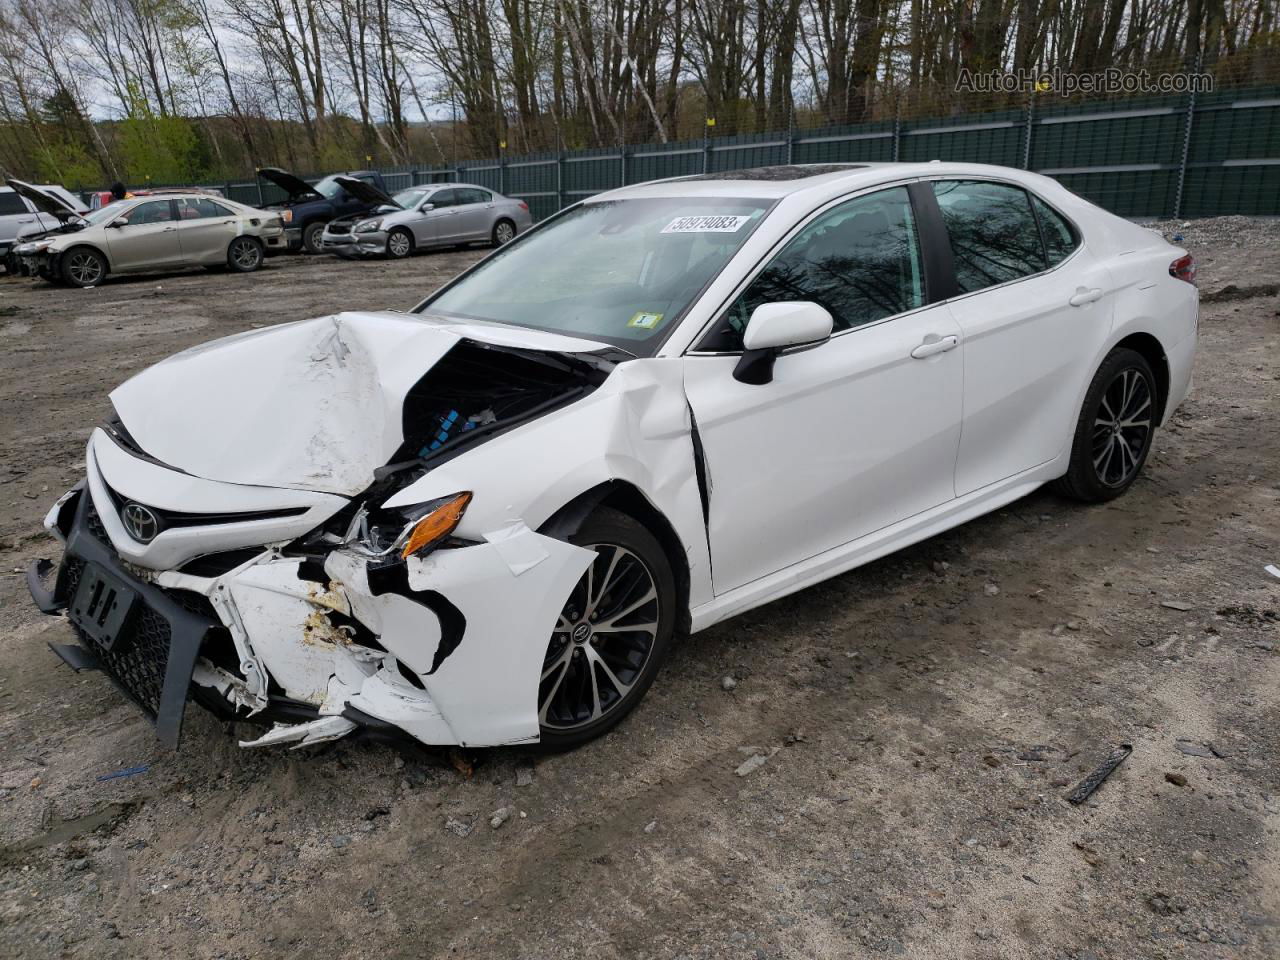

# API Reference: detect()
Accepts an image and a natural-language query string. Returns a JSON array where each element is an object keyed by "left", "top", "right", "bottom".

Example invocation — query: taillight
[
  {"left": 1169, "top": 254, "right": 1197, "bottom": 285},
  {"left": 518, "top": 200, "right": 529, "bottom": 212}
]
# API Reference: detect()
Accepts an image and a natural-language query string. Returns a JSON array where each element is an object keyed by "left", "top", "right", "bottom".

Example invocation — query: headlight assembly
[
  {"left": 355, "top": 219, "right": 383, "bottom": 234},
  {"left": 344, "top": 492, "right": 472, "bottom": 559}
]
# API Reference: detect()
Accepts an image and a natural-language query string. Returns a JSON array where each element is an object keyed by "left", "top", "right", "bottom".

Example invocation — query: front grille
[
  {"left": 68, "top": 498, "right": 218, "bottom": 718},
  {"left": 328, "top": 223, "right": 351, "bottom": 235},
  {"left": 63, "top": 554, "right": 171, "bottom": 716}
]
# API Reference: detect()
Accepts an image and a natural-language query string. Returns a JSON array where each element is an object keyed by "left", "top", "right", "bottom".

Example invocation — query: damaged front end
[{"left": 28, "top": 313, "right": 619, "bottom": 749}]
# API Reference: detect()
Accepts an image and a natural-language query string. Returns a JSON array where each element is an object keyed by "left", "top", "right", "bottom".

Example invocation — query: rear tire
[
  {"left": 302, "top": 222, "right": 325, "bottom": 254},
  {"left": 535, "top": 508, "right": 676, "bottom": 751},
  {"left": 61, "top": 247, "right": 107, "bottom": 288},
  {"left": 227, "top": 236, "right": 264, "bottom": 273},
  {"left": 492, "top": 218, "right": 516, "bottom": 247},
  {"left": 1052, "top": 347, "right": 1158, "bottom": 503}
]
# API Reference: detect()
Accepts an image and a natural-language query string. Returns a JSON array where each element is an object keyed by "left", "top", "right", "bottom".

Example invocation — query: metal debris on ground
[
  {"left": 1065, "top": 744, "right": 1133, "bottom": 805},
  {"left": 1264, "top": 564, "right": 1280, "bottom": 579}
]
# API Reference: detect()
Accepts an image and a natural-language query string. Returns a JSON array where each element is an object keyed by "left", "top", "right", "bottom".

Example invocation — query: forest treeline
[{"left": 0, "top": 0, "right": 1274, "bottom": 188}]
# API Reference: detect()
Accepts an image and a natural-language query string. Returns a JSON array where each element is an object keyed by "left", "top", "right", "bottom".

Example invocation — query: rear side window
[
  {"left": 0, "top": 191, "right": 28, "bottom": 215},
  {"left": 932, "top": 180, "right": 1046, "bottom": 293},
  {"left": 458, "top": 188, "right": 491, "bottom": 204},
  {"left": 1031, "top": 195, "right": 1078, "bottom": 266},
  {"left": 705, "top": 186, "right": 924, "bottom": 350},
  {"left": 175, "top": 197, "right": 230, "bottom": 219}
]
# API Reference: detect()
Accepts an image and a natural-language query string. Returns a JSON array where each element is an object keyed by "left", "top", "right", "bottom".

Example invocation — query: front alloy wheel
[
  {"left": 62, "top": 248, "right": 105, "bottom": 287},
  {"left": 537, "top": 508, "right": 675, "bottom": 749},
  {"left": 386, "top": 228, "right": 412, "bottom": 259}
]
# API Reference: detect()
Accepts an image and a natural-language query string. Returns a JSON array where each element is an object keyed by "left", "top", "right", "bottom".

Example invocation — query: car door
[
  {"left": 0, "top": 190, "right": 36, "bottom": 248},
  {"left": 454, "top": 188, "right": 494, "bottom": 240},
  {"left": 172, "top": 197, "right": 237, "bottom": 264},
  {"left": 423, "top": 189, "right": 462, "bottom": 244},
  {"left": 103, "top": 200, "right": 186, "bottom": 271},
  {"left": 928, "top": 179, "right": 1114, "bottom": 496},
  {"left": 683, "top": 185, "right": 965, "bottom": 595}
]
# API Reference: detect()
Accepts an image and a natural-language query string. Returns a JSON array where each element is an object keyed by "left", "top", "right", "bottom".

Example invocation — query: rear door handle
[
  {"left": 910, "top": 334, "right": 959, "bottom": 359},
  {"left": 162, "top": 226, "right": 177, "bottom": 232},
  {"left": 1069, "top": 286, "right": 1103, "bottom": 307}
]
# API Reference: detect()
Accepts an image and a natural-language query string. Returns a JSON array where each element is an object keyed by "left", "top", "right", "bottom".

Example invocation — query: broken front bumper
[
  {"left": 30, "top": 484, "right": 593, "bottom": 750},
  {"left": 320, "top": 227, "right": 385, "bottom": 257}
]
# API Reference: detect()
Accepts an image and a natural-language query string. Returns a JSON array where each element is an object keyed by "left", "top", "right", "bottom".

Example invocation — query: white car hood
[{"left": 110, "top": 310, "right": 612, "bottom": 496}]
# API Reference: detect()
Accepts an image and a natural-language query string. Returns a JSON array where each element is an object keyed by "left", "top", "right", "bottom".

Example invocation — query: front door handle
[
  {"left": 162, "top": 226, "right": 177, "bottom": 232},
  {"left": 1069, "top": 286, "right": 1103, "bottom": 307},
  {"left": 910, "top": 334, "right": 959, "bottom": 359}
]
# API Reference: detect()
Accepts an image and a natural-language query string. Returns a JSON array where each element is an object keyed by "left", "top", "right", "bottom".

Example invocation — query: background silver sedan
[
  {"left": 11, "top": 188, "right": 285, "bottom": 287},
  {"left": 321, "top": 180, "right": 533, "bottom": 259}
]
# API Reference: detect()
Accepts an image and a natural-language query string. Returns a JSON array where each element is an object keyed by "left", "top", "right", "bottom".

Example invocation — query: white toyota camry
[{"left": 29, "top": 162, "right": 1198, "bottom": 752}]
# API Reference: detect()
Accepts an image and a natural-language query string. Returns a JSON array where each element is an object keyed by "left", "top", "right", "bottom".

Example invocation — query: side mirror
[
  {"left": 734, "top": 302, "right": 834, "bottom": 384},
  {"left": 108, "top": 217, "right": 128, "bottom": 229},
  {"left": 420, "top": 203, "right": 435, "bottom": 212}
]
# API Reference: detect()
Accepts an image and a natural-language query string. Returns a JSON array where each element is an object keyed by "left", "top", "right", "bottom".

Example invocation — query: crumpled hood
[{"left": 109, "top": 311, "right": 612, "bottom": 496}]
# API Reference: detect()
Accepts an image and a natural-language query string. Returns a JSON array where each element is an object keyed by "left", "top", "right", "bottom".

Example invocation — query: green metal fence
[{"left": 204, "top": 85, "right": 1279, "bottom": 220}]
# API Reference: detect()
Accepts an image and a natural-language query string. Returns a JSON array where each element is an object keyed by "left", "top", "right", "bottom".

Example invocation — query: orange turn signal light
[{"left": 400, "top": 492, "right": 472, "bottom": 559}]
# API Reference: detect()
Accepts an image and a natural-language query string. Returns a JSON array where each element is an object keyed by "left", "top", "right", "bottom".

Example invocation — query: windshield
[
  {"left": 82, "top": 201, "right": 131, "bottom": 225},
  {"left": 418, "top": 197, "right": 773, "bottom": 353},
  {"left": 314, "top": 176, "right": 341, "bottom": 199},
  {"left": 393, "top": 188, "right": 431, "bottom": 209}
]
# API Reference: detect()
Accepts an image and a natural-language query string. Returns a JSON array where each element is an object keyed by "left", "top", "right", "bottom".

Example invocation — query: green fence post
[
  {"left": 892, "top": 102, "right": 902, "bottom": 162},
  {"left": 620, "top": 149, "right": 627, "bottom": 187},
  {"left": 703, "top": 117, "right": 712, "bottom": 173},
  {"left": 1022, "top": 90, "right": 1034, "bottom": 169},
  {"left": 1173, "top": 53, "right": 1203, "bottom": 219},
  {"left": 786, "top": 106, "right": 794, "bottom": 164},
  {"left": 556, "top": 153, "right": 565, "bottom": 211}
]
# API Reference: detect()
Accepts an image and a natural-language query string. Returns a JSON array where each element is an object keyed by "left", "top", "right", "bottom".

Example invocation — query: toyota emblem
[{"left": 121, "top": 502, "right": 160, "bottom": 543}]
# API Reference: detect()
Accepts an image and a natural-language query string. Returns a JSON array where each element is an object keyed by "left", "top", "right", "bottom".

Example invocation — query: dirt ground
[{"left": 0, "top": 220, "right": 1277, "bottom": 960}]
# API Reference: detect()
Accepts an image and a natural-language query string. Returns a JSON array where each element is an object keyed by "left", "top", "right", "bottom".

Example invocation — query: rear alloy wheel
[
  {"left": 386, "top": 228, "right": 413, "bottom": 259},
  {"left": 61, "top": 247, "right": 106, "bottom": 287},
  {"left": 492, "top": 218, "right": 516, "bottom": 246},
  {"left": 227, "top": 237, "right": 264, "bottom": 273},
  {"left": 537, "top": 508, "right": 675, "bottom": 750},
  {"left": 1052, "top": 347, "right": 1158, "bottom": 502}
]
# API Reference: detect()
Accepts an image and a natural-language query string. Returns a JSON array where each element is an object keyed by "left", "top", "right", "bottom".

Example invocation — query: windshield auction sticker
[
  {"left": 628, "top": 311, "right": 664, "bottom": 329},
  {"left": 661, "top": 215, "right": 750, "bottom": 234}
]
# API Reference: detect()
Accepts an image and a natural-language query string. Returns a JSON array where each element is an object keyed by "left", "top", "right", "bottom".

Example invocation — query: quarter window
[
  {"left": 704, "top": 186, "right": 925, "bottom": 350},
  {"left": 1031, "top": 195, "right": 1078, "bottom": 266},
  {"left": 932, "top": 180, "right": 1045, "bottom": 292}
]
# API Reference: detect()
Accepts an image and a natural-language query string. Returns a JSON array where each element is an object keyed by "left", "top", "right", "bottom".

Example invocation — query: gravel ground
[{"left": 0, "top": 219, "right": 1278, "bottom": 960}]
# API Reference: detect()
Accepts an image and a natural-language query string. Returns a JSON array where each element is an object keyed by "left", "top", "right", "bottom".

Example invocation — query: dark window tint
[
  {"left": 705, "top": 186, "right": 924, "bottom": 350},
  {"left": 125, "top": 200, "right": 174, "bottom": 225},
  {"left": 932, "top": 180, "right": 1045, "bottom": 293},
  {"left": 430, "top": 189, "right": 457, "bottom": 208},
  {"left": 1031, "top": 195, "right": 1078, "bottom": 266},
  {"left": 175, "top": 197, "right": 230, "bottom": 219},
  {"left": 0, "top": 192, "right": 28, "bottom": 215},
  {"left": 458, "top": 188, "right": 490, "bottom": 204}
]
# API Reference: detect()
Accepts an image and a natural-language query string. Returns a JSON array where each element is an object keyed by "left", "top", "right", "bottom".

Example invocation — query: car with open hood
[
  {"left": 28, "top": 162, "right": 1197, "bottom": 754},
  {"left": 11, "top": 190, "right": 286, "bottom": 287},
  {"left": 257, "top": 167, "right": 391, "bottom": 254},
  {"left": 320, "top": 180, "right": 533, "bottom": 258},
  {"left": 1, "top": 180, "right": 87, "bottom": 271}
]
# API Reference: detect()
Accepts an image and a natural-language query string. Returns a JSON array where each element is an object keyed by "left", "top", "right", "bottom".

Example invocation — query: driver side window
[
  {"left": 701, "top": 186, "right": 924, "bottom": 351},
  {"left": 430, "top": 189, "right": 457, "bottom": 208},
  {"left": 124, "top": 200, "right": 175, "bottom": 225}
]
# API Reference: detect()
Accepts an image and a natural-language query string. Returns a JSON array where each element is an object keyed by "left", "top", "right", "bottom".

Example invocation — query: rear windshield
[{"left": 417, "top": 197, "right": 774, "bottom": 354}]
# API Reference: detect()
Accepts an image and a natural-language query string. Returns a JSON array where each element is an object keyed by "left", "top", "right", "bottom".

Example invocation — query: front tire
[
  {"left": 227, "top": 237, "right": 264, "bottom": 273},
  {"left": 386, "top": 228, "right": 413, "bottom": 259},
  {"left": 61, "top": 247, "right": 107, "bottom": 287},
  {"left": 302, "top": 222, "right": 325, "bottom": 254},
  {"left": 1052, "top": 348, "right": 1158, "bottom": 502},
  {"left": 536, "top": 508, "right": 676, "bottom": 750}
]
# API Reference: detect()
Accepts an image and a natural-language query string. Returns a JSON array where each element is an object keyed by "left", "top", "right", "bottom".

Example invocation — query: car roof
[{"left": 592, "top": 162, "right": 1056, "bottom": 202}]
